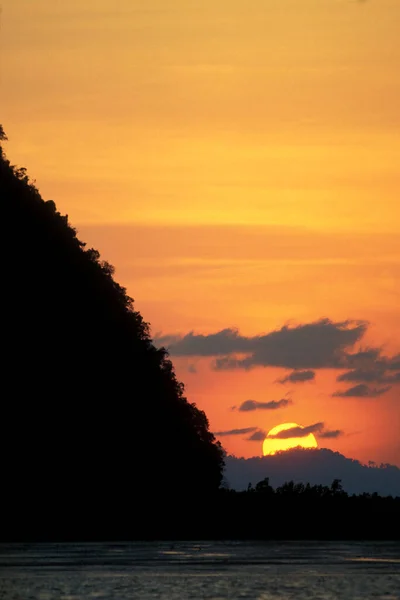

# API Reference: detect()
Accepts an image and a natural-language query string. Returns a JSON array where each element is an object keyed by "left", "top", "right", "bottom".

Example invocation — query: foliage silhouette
[
  {"left": 207, "top": 476, "right": 399, "bottom": 541},
  {"left": 4, "top": 472, "right": 398, "bottom": 541},
  {"left": 0, "top": 126, "right": 224, "bottom": 531},
  {"left": 224, "top": 447, "right": 400, "bottom": 496},
  {"left": 1, "top": 126, "right": 398, "bottom": 542}
]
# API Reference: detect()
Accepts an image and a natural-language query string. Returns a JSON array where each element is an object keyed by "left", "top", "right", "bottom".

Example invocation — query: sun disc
[{"left": 262, "top": 422, "right": 318, "bottom": 456}]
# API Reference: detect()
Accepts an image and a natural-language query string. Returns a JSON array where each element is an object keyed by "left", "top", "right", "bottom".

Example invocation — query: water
[{"left": 0, "top": 541, "right": 399, "bottom": 599}]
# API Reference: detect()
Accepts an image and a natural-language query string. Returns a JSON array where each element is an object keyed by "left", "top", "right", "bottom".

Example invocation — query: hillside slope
[{"left": 0, "top": 125, "right": 223, "bottom": 532}]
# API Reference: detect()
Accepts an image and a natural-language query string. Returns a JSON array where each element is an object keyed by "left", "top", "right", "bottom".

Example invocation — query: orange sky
[{"left": 2, "top": 0, "right": 400, "bottom": 466}]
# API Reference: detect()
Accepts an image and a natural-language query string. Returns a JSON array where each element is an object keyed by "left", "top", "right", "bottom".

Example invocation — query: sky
[{"left": 2, "top": 0, "right": 400, "bottom": 466}]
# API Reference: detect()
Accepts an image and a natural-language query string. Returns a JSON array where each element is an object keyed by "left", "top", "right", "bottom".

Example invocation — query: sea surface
[{"left": 0, "top": 541, "right": 399, "bottom": 599}]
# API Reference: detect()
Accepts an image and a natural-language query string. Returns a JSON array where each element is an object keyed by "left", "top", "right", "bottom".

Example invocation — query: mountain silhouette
[
  {"left": 0, "top": 125, "right": 224, "bottom": 534},
  {"left": 224, "top": 448, "right": 400, "bottom": 496}
]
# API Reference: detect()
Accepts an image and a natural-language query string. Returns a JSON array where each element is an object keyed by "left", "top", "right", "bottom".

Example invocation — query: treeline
[
  {"left": 122, "top": 477, "right": 400, "bottom": 541},
  {"left": 236, "top": 476, "right": 385, "bottom": 498},
  {"left": 0, "top": 124, "right": 223, "bottom": 522},
  {"left": 213, "top": 477, "right": 400, "bottom": 541},
  {"left": 4, "top": 477, "right": 399, "bottom": 542},
  {"left": 1, "top": 125, "right": 398, "bottom": 543},
  {"left": 224, "top": 449, "right": 400, "bottom": 497}
]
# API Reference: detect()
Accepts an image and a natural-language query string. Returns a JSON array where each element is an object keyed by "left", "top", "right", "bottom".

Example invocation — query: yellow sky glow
[
  {"left": 2, "top": 0, "right": 400, "bottom": 466},
  {"left": 263, "top": 423, "right": 318, "bottom": 456}
]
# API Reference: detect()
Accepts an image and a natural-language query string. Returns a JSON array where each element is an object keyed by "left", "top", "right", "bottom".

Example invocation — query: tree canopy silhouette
[{"left": 0, "top": 126, "right": 224, "bottom": 526}]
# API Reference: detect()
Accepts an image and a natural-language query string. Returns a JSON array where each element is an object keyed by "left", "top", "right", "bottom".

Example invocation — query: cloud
[
  {"left": 156, "top": 320, "right": 400, "bottom": 388},
  {"left": 156, "top": 318, "right": 368, "bottom": 370},
  {"left": 337, "top": 368, "right": 386, "bottom": 383},
  {"left": 338, "top": 367, "right": 400, "bottom": 384},
  {"left": 268, "top": 422, "right": 324, "bottom": 439},
  {"left": 336, "top": 348, "right": 400, "bottom": 386},
  {"left": 332, "top": 384, "right": 391, "bottom": 398},
  {"left": 155, "top": 328, "right": 251, "bottom": 356},
  {"left": 238, "top": 399, "right": 292, "bottom": 412},
  {"left": 246, "top": 429, "right": 267, "bottom": 442},
  {"left": 278, "top": 370, "right": 315, "bottom": 384},
  {"left": 388, "top": 355, "right": 400, "bottom": 370},
  {"left": 318, "top": 429, "right": 344, "bottom": 439},
  {"left": 346, "top": 347, "right": 382, "bottom": 364},
  {"left": 187, "top": 363, "right": 197, "bottom": 374},
  {"left": 214, "top": 427, "right": 258, "bottom": 437},
  {"left": 219, "top": 419, "right": 341, "bottom": 443}
]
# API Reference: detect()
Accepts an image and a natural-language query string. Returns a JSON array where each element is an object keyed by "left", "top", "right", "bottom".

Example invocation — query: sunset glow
[
  {"left": 263, "top": 423, "right": 318, "bottom": 456},
  {"left": 2, "top": 0, "right": 400, "bottom": 468}
]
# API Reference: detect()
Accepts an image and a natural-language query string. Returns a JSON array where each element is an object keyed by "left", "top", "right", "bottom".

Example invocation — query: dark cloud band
[
  {"left": 214, "top": 427, "right": 258, "bottom": 437},
  {"left": 155, "top": 320, "right": 399, "bottom": 396},
  {"left": 156, "top": 318, "right": 368, "bottom": 369},
  {"left": 268, "top": 422, "right": 324, "bottom": 439},
  {"left": 278, "top": 370, "right": 315, "bottom": 384},
  {"left": 238, "top": 399, "right": 292, "bottom": 412},
  {"left": 332, "top": 384, "right": 391, "bottom": 398}
]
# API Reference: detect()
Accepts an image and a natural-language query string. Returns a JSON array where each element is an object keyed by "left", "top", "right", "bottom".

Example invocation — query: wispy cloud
[
  {"left": 278, "top": 370, "right": 315, "bottom": 384},
  {"left": 214, "top": 427, "right": 258, "bottom": 437},
  {"left": 236, "top": 399, "right": 292, "bottom": 412},
  {"left": 332, "top": 384, "right": 391, "bottom": 398},
  {"left": 268, "top": 422, "right": 324, "bottom": 439},
  {"left": 156, "top": 320, "right": 400, "bottom": 391},
  {"left": 156, "top": 318, "right": 368, "bottom": 369},
  {"left": 338, "top": 367, "right": 400, "bottom": 385},
  {"left": 267, "top": 423, "right": 344, "bottom": 440},
  {"left": 216, "top": 423, "right": 344, "bottom": 442},
  {"left": 318, "top": 429, "right": 344, "bottom": 439},
  {"left": 246, "top": 429, "right": 267, "bottom": 442}
]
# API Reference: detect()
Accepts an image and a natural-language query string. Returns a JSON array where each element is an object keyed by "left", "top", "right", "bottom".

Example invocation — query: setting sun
[
  {"left": 262, "top": 423, "right": 318, "bottom": 456},
  {"left": 2, "top": 0, "right": 400, "bottom": 473}
]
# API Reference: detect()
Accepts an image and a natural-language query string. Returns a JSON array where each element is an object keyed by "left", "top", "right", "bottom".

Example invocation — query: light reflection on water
[{"left": 0, "top": 541, "right": 399, "bottom": 599}]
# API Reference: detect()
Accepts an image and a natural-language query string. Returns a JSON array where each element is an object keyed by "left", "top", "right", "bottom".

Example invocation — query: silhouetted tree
[
  {"left": 255, "top": 477, "right": 274, "bottom": 495},
  {"left": 1, "top": 127, "right": 398, "bottom": 543},
  {"left": 0, "top": 124, "right": 7, "bottom": 141},
  {"left": 0, "top": 126, "right": 224, "bottom": 536},
  {"left": 224, "top": 448, "right": 400, "bottom": 497},
  {"left": 330, "top": 478, "right": 345, "bottom": 496}
]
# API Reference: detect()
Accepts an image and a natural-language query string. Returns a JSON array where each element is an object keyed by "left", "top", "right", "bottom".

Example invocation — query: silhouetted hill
[
  {"left": 2, "top": 126, "right": 398, "bottom": 542},
  {"left": 0, "top": 125, "right": 224, "bottom": 533},
  {"left": 224, "top": 448, "right": 400, "bottom": 496}
]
